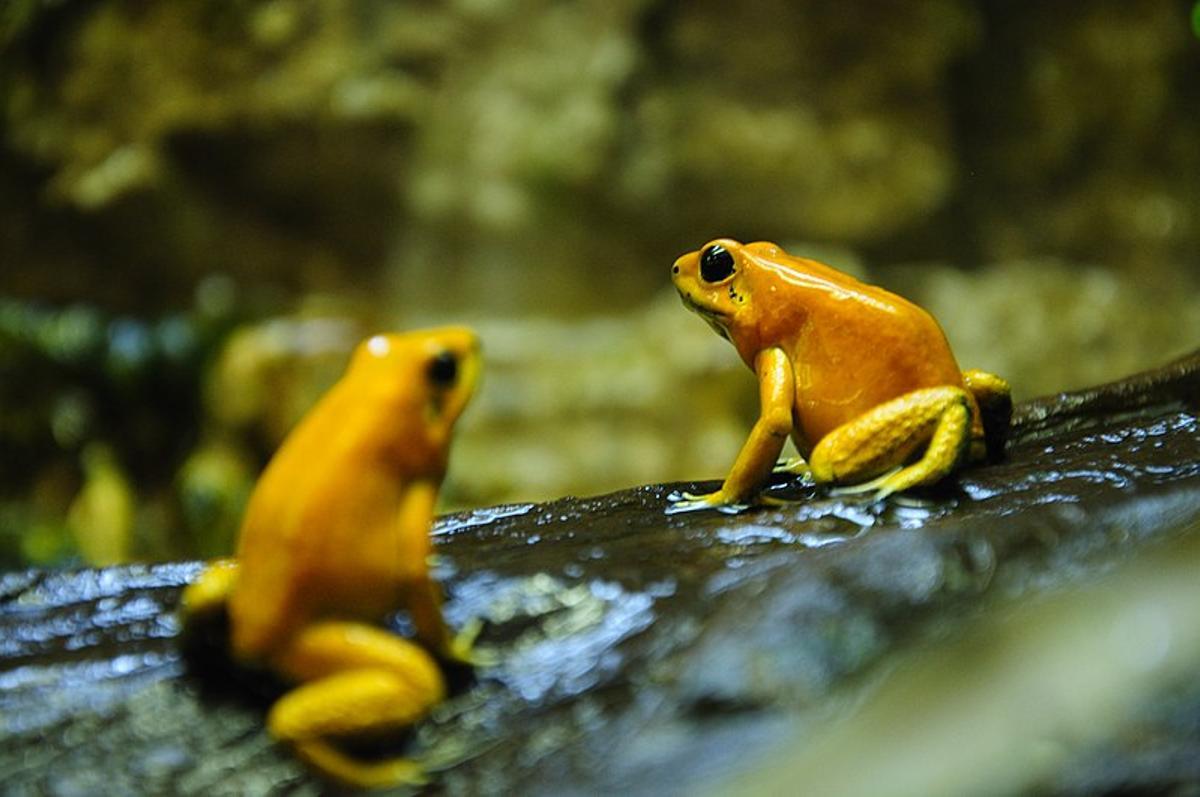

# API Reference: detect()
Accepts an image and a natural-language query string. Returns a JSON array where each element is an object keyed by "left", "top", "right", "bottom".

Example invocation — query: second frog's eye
[
  {"left": 427, "top": 351, "right": 458, "bottom": 387},
  {"left": 700, "top": 244, "right": 735, "bottom": 283}
]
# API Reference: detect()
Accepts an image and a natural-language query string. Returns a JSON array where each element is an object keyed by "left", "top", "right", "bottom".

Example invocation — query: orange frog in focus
[
  {"left": 671, "top": 239, "right": 1011, "bottom": 511},
  {"left": 181, "top": 327, "right": 483, "bottom": 788}
]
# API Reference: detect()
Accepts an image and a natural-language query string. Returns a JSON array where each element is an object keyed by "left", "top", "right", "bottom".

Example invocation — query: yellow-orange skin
[
  {"left": 672, "top": 239, "right": 1009, "bottom": 508},
  {"left": 182, "top": 327, "right": 481, "bottom": 788},
  {"left": 229, "top": 329, "right": 477, "bottom": 661}
]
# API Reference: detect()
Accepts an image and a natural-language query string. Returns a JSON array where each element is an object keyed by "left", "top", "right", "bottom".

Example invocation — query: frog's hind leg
[
  {"left": 179, "top": 557, "right": 238, "bottom": 624},
  {"left": 810, "top": 386, "right": 973, "bottom": 500},
  {"left": 963, "top": 369, "right": 1012, "bottom": 462},
  {"left": 267, "top": 621, "right": 446, "bottom": 789}
]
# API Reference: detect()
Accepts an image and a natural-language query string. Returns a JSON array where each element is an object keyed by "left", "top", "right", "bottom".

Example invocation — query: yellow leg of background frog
[
  {"left": 180, "top": 564, "right": 446, "bottom": 789},
  {"left": 267, "top": 621, "right": 446, "bottom": 789}
]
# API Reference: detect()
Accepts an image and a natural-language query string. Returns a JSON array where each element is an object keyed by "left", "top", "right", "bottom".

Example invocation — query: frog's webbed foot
[
  {"left": 826, "top": 466, "right": 904, "bottom": 501},
  {"left": 666, "top": 489, "right": 751, "bottom": 515},
  {"left": 292, "top": 739, "right": 427, "bottom": 789},
  {"left": 667, "top": 488, "right": 801, "bottom": 513},
  {"left": 772, "top": 456, "right": 812, "bottom": 477}
]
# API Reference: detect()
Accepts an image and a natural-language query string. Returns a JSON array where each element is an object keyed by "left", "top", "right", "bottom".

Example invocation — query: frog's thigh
[
  {"left": 267, "top": 621, "right": 446, "bottom": 788},
  {"left": 963, "top": 369, "right": 1013, "bottom": 462},
  {"left": 809, "top": 387, "right": 972, "bottom": 496}
]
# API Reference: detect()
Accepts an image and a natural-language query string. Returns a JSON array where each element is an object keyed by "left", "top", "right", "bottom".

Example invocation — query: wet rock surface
[{"left": 2, "top": 350, "right": 1199, "bottom": 795}]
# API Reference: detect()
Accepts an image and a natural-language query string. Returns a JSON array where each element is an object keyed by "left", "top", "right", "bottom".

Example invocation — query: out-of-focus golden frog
[
  {"left": 181, "top": 327, "right": 482, "bottom": 788},
  {"left": 671, "top": 239, "right": 1010, "bottom": 511}
]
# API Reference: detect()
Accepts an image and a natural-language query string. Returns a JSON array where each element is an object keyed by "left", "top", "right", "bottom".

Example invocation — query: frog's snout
[{"left": 671, "top": 252, "right": 693, "bottom": 280}]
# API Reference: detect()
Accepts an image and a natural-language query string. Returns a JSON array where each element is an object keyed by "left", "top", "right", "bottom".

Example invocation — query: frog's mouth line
[
  {"left": 677, "top": 289, "right": 728, "bottom": 321},
  {"left": 677, "top": 290, "right": 733, "bottom": 341}
]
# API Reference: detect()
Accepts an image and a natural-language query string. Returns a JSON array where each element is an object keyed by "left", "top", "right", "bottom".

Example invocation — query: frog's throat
[
  {"left": 705, "top": 318, "right": 732, "bottom": 342},
  {"left": 678, "top": 291, "right": 730, "bottom": 324},
  {"left": 677, "top": 292, "right": 733, "bottom": 342}
]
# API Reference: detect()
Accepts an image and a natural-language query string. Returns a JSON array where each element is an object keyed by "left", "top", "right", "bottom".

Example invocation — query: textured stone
[{"left": 1, "top": 350, "right": 1198, "bottom": 795}]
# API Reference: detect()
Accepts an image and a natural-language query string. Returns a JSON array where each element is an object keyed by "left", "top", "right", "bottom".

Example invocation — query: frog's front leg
[
  {"left": 809, "top": 386, "right": 973, "bottom": 500},
  {"left": 267, "top": 621, "right": 447, "bottom": 789},
  {"left": 673, "top": 347, "right": 794, "bottom": 511},
  {"left": 394, "top": 481, "right": 487, "bottom": 666}
]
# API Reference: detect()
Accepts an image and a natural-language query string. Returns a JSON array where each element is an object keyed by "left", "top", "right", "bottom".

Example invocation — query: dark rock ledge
[{"left": 2, "top": 351, "right": 1199, "bottom": 796}]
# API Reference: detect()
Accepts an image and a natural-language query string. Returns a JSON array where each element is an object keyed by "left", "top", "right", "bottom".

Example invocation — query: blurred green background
[{"left": 2, "top": 0, "right": 1199, "bottom": 568}]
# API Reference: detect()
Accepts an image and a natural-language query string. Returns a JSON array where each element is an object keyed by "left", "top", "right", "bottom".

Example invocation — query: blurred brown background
[{"left": 2, "top": 0, "right": 1199, "bottom": 567}]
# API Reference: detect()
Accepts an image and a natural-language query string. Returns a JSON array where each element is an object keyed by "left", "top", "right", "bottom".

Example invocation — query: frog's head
[
  {"left": 346, "top": 326, "right": 481, "bottom": 447},
  {"left": 671, "top": 238, "right": 757, "bottom": 343}
]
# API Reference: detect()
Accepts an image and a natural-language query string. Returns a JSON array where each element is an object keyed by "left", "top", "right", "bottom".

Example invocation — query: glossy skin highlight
[
  {"left": 181, "top": 327, "right": 482, "bottom": 788},
  {"left": 671, "top": 239, "right": 1011, "bottom": 509}
]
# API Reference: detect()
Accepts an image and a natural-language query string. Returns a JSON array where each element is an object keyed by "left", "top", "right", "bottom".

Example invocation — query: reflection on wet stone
[{"left": 0, "top": 351, "right": 1199, "bottom": 794}]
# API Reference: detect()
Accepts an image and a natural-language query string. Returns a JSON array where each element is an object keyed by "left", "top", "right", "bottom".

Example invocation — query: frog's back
[
  {"left": 746, "top": 249, "right": 962, "bottom": 380},
  {"left": 227, "top": 407, "right": 339, "bottom": 660},
  {"left": 226, "top": 379, "right": 395, "bottom": 661},
  {"left": 764, "top": 259, "right": 968, "bottom": 444}
]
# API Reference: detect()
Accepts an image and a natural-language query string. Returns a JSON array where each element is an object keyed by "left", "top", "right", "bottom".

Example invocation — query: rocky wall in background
[
  {"left": 952, "top": 1, "right": 1199, "bottom": 273},
  {"left": 3, "top": 0, "right": 1197, "bottom": 311}
]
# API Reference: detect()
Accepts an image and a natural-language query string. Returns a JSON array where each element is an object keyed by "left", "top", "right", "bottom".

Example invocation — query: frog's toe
[
  {"left": 666, "top": 490, "right": 749, "bottom": 515},
  {"left": 772, "top": 457, "right": 811, "bottom": 476},
  {"left": 666, "top": 496, "right": 718, "bottom": 515},
  {"left": 458, "top": 646, "right": 499, "bottom": 668},
  {"left": 827, "top": 467, "right": 903, "bottom": 500}
]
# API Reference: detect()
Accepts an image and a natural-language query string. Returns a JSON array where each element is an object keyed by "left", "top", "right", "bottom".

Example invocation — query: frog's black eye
[
  {"left": 700, "top": 244, "right": 735, "bottom": 283},
  {"left": 427, "top": 351, "right": 458, "bottom": 387}
]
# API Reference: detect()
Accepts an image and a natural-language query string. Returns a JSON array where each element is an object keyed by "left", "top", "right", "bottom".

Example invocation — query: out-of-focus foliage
[
  {"left": 0, "top": 284, "right": 244, "bottom": 566},
  {"left": 2, "top": 0, "right": 1199, "bottom": 566}
]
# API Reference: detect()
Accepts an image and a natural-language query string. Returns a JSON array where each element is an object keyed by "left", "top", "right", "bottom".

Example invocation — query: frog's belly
[
  {"left": 312, "top": 559, "right": 403, "bottom": 618},
  {"left": 229, "top": 553, "right": 402, "bottom": 661}
]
